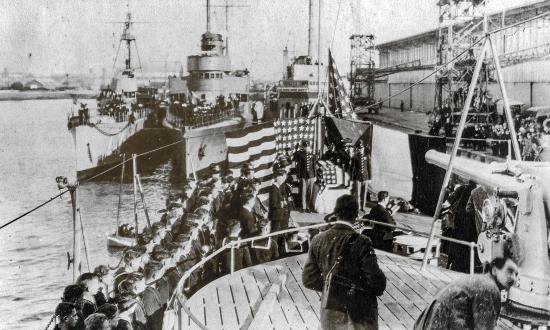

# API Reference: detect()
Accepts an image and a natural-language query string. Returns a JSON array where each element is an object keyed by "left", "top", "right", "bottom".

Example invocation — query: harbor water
[{"left": 0, "top": 99, "right": 180, "bottom": 329}]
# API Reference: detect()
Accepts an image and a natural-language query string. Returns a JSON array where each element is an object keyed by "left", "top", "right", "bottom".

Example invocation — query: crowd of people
[
  {"left": 169, "top": 94, "right": 240, "bottom": 128},
  {"left": 49, "top": 155, "right": 313, "bottom": 329},
  {"left": 430, "top": 104, "right": 549, "bottom": 161},
  {"left": 49, "top": 133, "right": 525, "bottom": 329},
  {"left": 278, "top": 102, "right": 315, "bottom": 119}
]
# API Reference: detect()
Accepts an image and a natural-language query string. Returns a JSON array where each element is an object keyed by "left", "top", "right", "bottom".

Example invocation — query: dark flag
[{"left": 328, "top": 49, "right": 356, "bottom": 119}]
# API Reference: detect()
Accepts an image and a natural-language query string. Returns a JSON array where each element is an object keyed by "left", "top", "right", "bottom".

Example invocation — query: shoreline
[{"left": 0, "top": 90, "right": 97, "bottom": 101}]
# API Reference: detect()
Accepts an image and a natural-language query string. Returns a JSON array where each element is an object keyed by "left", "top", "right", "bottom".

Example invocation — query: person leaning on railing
[{"left": 303, "top": 194, "right": 387, "bottom": 329}]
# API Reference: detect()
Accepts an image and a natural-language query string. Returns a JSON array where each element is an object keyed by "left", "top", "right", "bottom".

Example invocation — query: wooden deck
[{"left": 180, "top": 252, "right": 518, "bottom": 330}]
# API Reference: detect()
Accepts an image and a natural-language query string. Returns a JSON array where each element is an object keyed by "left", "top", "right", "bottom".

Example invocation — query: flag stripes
[
  {"left": 225, "top": 121, "right": 277, "bottom": 201},
  {"left": 328, "top": 49, "right": 355, "bottom": 119}
]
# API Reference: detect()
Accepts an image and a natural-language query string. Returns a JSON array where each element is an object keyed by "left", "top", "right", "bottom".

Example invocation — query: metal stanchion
[
  {"left": 469, "top": 244, "right": 475, "bottom": 277},
  {"left": 230, "top": 242, "right": 236, "bottom": 274}
]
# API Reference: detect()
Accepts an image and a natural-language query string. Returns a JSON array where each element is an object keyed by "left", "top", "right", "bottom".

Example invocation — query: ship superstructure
[
  {"left": 68, "top": 10, "right": 161, "bottom": 180},
  {"left": 165, "top": 0, "right": 251, "bottom": 177},
  {"left": 272, "top": 0, "right": 327, "bottom": 117}
]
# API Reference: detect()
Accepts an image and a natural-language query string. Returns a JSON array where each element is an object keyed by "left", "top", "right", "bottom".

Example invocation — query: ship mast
[
  {"left": 111, "top": 0, "right": 143, "bottom": 75},
  {"left": 206, "top": 0, "right": 249, "bottom": 56},
  {"left": 308, "top": 0, "right": 313, "bottom": 57},
  {"left": 122, "top": 12, "right": 136, "bottom": 71},
  {"left": 317, "top": 0, "right": 321, "bottom": 97},
  {"left": 206, "top": 0, "right": 212, "bottom": 32}
]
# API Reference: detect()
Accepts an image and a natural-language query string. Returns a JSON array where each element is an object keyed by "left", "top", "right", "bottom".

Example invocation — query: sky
[{"left": 0, "top": 0, "right": 537, "bottom": 80}]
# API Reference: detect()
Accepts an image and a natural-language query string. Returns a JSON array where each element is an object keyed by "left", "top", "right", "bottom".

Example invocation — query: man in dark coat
[
  {"left": 367, "top": 191, "right": 397, "bottom": 252},
  {"left": 239, "top": 191, "right": 276, "bottom": 263},
  {"left": 293, "top": 140, "right": 316, "bottom": 212},
  {"left": 446, "top": 180, "right": 477, "bottom": 273},
  {"left": 303, "top": 194, "right": 386, "bottom": 329},
  {"left": 269, "top": 168, "right": 291, "bottom": 257},
  {"left": 414, "top": 254, "right": 518, "bottom": 330},
  {"left": 350, "top": 143, "right": 370, "bottom": 211},
  {"left": 268, "top": 168, "right": 290, "bottom": 232}
]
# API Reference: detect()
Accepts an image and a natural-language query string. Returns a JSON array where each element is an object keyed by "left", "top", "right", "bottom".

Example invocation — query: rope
[
  {"left": 43, "top": 314, "right": 56, "bottom": 330},
  {"left": 330, "top": 0, "right": 342, "bottom": 49},
  {"left": 91, "top": 122, "right": 131, "bottom": 137},
  {"left": 116, "top": 154, "right": 126, "bottom": 232},
  {"left": 108, "top": 250, "right": 128, "bottom": 270},
  {"left": 78, "top": 209, "right": 91, "bottom": 272},
  {"left": 0, "top": 190, "right": 70, "bottom": 231}
]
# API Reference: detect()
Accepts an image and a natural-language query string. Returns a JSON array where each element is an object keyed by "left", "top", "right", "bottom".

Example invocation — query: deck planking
[{"left": 180, "top": 250, "right": 516, "bottom": 329}]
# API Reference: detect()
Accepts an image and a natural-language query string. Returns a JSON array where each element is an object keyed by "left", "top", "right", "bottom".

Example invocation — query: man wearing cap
[
  {"left": 350, "top": 141, "right": 371, "bottom": 211},
  {"left": 339, "top": 138, "right": 353, "bottom": 187},
  {"left": 269, "top": 168, "right": 291, "bottom": 256},
  {"left": 293, "top": 140, "right": 316, "bottom": 212},
  {"left": 303, "top": 194, "right": 386, "bottom": 329}
]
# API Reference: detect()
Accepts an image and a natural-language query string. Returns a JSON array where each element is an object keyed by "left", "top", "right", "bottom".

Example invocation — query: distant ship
[
  {"left": 273, "top": 51, "right": 326, "bottom": 116},
  {"left": 68, "top": 11, "right": 163, "bottom": 181},
  {"left": 164, "top": 3, "right": 251, "bottom": 178},
  {"left": 269, "top": 0, "right": 327, "bottom": 118}
]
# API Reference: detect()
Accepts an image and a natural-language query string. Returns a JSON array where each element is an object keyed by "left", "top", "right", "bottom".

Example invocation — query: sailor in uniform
[
  {"left": 269, "top": 167, "right": 291, "bottom": 256},
  {"left": 350, "top": 141, "right": 370, "bottom": 211},
  {"left": 293, "top": 140, "right": 316, "bottom": 212}
]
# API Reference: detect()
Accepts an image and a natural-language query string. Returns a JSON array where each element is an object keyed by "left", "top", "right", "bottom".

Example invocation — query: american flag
[
  {"left": 225, "top": 121, "right": 277, "bottom": 201},
  {"left": 328, "top": 49, "right": 356, "bottom": 119},
  {"left": 274, "top": 118, "right": 316, "bottom": 152}
]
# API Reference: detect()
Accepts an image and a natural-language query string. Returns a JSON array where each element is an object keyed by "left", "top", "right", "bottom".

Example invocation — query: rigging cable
[
  {"left": 116, "top": 154, "right": 126, "bottom": 234},
  {"left": 80, "top": 137, "right": 184, "bottom": 183},
  {"left": 0, "top": 190, "right": 70, "bottom": 231},
  {"left": 78, "top": 208, "right": 92, "bottom": 272},
  {"left": 330, "top": 0, "right": 343, "bottom": 49},
  {"left": 0, "top": 135, "right": 185, "bottom": 231},
  {"left": 362, "top": 35, "right": 486, "bottom": 111},
  {"left": 361, "top": 10, "right": 550, "bottom": 112}
]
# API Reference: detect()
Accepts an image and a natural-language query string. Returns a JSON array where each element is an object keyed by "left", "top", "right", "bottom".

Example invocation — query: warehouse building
[{"left": 374, "top": 0, "right": 550, "bottom": 112}]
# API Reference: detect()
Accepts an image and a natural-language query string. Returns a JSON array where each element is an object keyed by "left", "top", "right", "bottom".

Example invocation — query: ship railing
[
  {"left": 169, "top": 109, "right": 238, "bottom": 129},
  {"left": 358, "top": 218, "right": 479, "bottom": 275},
  {"left": 166, "top": 218, "right": 478, "bottom": 330},
  {"left": 166, "top": 222, "right": 328, "bottom": 330}
]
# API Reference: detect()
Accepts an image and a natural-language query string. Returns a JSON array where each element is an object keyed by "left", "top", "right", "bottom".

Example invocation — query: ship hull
[
  {"left": 167, "top": 118, "right": 244, "bottom": 179},
  {"left": 72, "top": 114, "right": 179, "bottom": 181}
]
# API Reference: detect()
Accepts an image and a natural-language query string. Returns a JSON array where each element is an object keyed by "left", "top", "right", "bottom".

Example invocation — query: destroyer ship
[
  {"left": 164, "top": 2, "right": 250, "bottom": 178},
  {"left": 68, "top": 11, "right": 163, "bottom": 181},
  {"left": 35, "top": 1, "right": 549, "bottom": 329}
]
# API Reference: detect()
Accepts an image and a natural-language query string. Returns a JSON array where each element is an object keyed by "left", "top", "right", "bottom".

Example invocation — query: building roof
[{"left": 377, "top": 0, "right": 550, "bottom": 49}]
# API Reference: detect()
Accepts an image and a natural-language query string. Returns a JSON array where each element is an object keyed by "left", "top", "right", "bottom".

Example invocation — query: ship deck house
[{"left": 374, "top": 0, "right": 550, "bottom": 112}]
